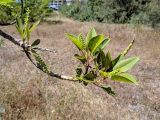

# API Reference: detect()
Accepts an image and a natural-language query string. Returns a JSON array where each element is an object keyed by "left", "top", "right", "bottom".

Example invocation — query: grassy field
[{"left": 0, "top": 19, "right": 160, "bottom": 120}]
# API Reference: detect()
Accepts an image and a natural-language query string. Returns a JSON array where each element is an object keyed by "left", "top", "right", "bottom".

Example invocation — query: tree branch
[
  {"left": 33, "top": 47, "right": 56, "bottom": 53},
  {"left": 0, "top": 29, "right": 78, "bottom": 81}
]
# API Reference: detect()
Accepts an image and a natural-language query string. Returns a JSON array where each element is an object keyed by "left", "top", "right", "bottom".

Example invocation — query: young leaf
[
  {"left": 101, "top": 85, "right": 116, "bottom": 96},
  {"left": 29, "top": 20, "right": 40, "bottom": 32},
  {"left": 88, "top": 34, "right": 104, "bottom": 53},
  {"left": 31, "top": 39, "right": 41, "bottom": 47},
  {"left": 99, "top": 38, "right": 110, "bottom": 50},
  {"left": 78, "top": 33, "right": 85, "bottom": 49},
  {"left": 86, "top": 28, "right": 97, "bottom": 46},
  {"left": 16, "top": 18, "right": 23, "bottom": 31},
  {"left": 105, "top": 51, "right": 112, "bottom": 70},
  {"left": 16, "top": 25, "right": 23, "bottom": 40},
  {"left": 111, "top": 73, "right": 138, "bottom": 85},
  {"left": 74, "top": 54, "right": 86, "bottom": 64},
  {"left": 26, "top": 27, "right": 30, "bottom": 42},
  {"left": 83, "top": 72, "right": 95, "bottom": 81},
  {"left": 99, "top": 70, "right": 109, "bottom": 78},
  {"left": 112, "top": 40, "right": 134, "bottom": 67},
  {"left": 16, "top": 18, "right": 24, "bottom": 39},
  {"left": 94, "top": 38, "right": 110, "bottom": 55},
  {"left": 113, "top": 57, "right": 139, "bottom": 72},
  {"left": 24, "top": 8, "right": 30, "bottom": 31},
  {"left": 66, "top": 33, "right": 83, "bottom": 50},
  {"left": 0, "top": 0, "right": 14, "bottom": 4},
  {"left": 112, "top": 54, "right": 124, "bottom": 67},
  {"left": 96, "top": 49, "right": 106, "bottom": 69}
]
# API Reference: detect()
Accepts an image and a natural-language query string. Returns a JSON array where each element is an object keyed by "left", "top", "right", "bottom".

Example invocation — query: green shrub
[
  {"left": 146, "top": 0, "right": 160, "bottom": 28},
  {"left": 60, "top": 3, "right": 84, "bottom": 20},
  {"left": 130, "top": 0, "right": 160, "bottom": 28},
  {"left": 0, "top": 2, "right": 20, "bottom": 25},
  {"left": 60, "top": 0, "right": 159, "bottom": 28},
  {"left": 24, "top": 0, "right": 52, "bottom": 22},
  {"left": 0, "top": 0, "right": 52, "bottom": 23},
  {"left": 130, "top": 12, "right": 150, "bottom": 26}
]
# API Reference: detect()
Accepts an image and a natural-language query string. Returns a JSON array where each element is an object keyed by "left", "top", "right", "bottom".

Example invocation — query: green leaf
[
  {"left": 83, "top": 72, "right": 95, "bottom": 81},
  {"left": 0, "top": 0, "right": 15, "bottom": 8},
  {"left": 96, "top": 49, "right": 106, "bottom": 69},
  {"left": 66, "top": 33, "right": 83, "bottom": 50},
  {"left": 74, "top": 54, "right": 86, "bottom": 64},
  {"left": 113, "top": 57, "right": 139, "bottom": 72},
  {"left": 111, "top": 73, "right": 138, "bottom": 85},
  {"left": 78, "top": 33, "right": 85, "bottom": 49},
  {"left": 88, "top": 34, "right": 104, "bottom": 53},
  {"left": 111, "top": 40, "right": 134, "bottom": 67},
  {"left": 16, "top": 25, "right": 24, "bottom": 40},
  {"left": 99, "top": 70, "right": 109, "bottom": 78},
  {"left": 105, "top": 51, "right": 112, "bottom": 70},
  {"left": 94, "top": 38, "right": 110, "bottom": 55},
  {"left": 29, "top": 20, "right": 40, "bottom": 32},
  {"left": 76, "top": 67, "right": 82, "bottom": 77},
  {"left": 26, "top": 27, "right": 30, "bottom": 41},
  {"left": 83, "top": 81, "right": 88, "bottom": 86},
  {"left": 99, "top": 38, "right": 110, "bottom": 50},
  {"left": 101, "top": 85, "right": 116, "bottom": 96},
  {"left": 16, "top": 18, "right": 23, "bottom": 30},
  {"left": 108, "top": 69, "right": 120, "bottom": 76},
  {"left": 112, "top": 54, "right": 124, "bottom": 67},
  {"left": 86, "top": 28, "right": 97, "bottom": 46},
  {"left": 0, "top": 0, "right": 14, "bottom": 4},
  {"left": 16, "top": 18, "right": 24, "bottom": 38},
  {"left": 0, "top": 0, "right": 14, "bottom": 2},
  {"left": 31, "top": 39, "right": 41, "bottom": 47},
  {"left": 24, "top": 8, "right": 30, "bottom": 31},
  {"left": 112, "top": 40, "right": 135, "bottom": 67}
]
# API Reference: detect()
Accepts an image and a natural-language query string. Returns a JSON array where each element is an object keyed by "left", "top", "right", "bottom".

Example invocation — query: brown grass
[{"left": 0, "top": 19, "right": 160, "bottom": 120}]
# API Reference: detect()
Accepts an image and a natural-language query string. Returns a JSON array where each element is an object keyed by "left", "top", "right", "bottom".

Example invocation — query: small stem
[{"left": 84, "top": 57, "right": 90, "bottom": 74}]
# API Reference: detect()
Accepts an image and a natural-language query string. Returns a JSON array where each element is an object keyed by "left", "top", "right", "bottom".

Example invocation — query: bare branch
[
  {"left": 0, "top": 29, "right": 78, "bottom": 82},
  {"left": 33, "top": 47, "right": 56, "bottom": 53},
  {"left": 0, "top": 30, "right": 56, "bottom": 53},
  {"left": 0, "top": 29, "right": 24, "bottom": 47}
]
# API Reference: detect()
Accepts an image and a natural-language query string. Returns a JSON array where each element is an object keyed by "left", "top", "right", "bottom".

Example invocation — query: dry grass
[{"left": 0, "top": 19, "right": 160, "bottom": 120}]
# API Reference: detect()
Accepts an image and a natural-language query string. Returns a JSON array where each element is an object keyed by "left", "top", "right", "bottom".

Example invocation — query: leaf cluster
[
  {"left": 66, "top": 28, "right": 139, "bottom": 95},
  {"left": 16, "top": 8, "right": 40, "bottom": 43},
  {"left": 0, "top": 0, "right": 20, "bottom": 25}
]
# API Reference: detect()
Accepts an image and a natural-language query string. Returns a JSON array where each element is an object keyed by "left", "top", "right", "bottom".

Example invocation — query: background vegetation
[
  {"left": 60, "top": 0, "right": 160, "bottom": 28},
  {"left": 0, "top": 0, "right": 52, "bottom": 23}
]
